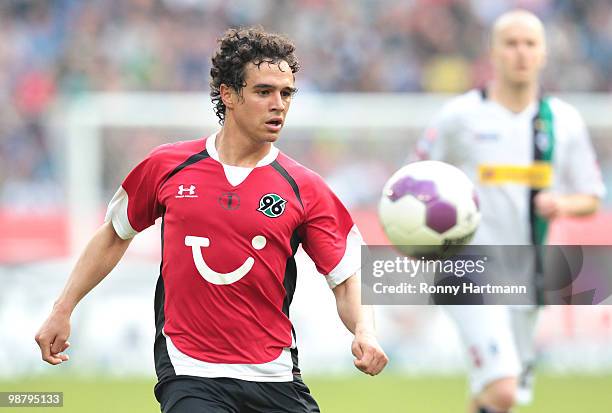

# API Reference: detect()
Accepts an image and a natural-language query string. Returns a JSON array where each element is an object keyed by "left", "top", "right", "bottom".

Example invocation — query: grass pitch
[{"left": 1, "top": 373, "right": 610, "bottom": 412}]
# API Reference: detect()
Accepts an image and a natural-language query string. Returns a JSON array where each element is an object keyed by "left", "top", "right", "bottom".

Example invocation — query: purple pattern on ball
[
  {"left": 426, "top": 200, "right": 457, "bottom": 234},
  {"left": 472, "top": 190, "right": 480, "bottom": 211},
  {"left": 389, "top": 177, "right": 438, "bottom": 203}
]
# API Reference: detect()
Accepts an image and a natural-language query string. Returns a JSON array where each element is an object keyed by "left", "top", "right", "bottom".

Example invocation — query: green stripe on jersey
[{"left": 534, "top": 97, "right": 555, "bottom": 245}]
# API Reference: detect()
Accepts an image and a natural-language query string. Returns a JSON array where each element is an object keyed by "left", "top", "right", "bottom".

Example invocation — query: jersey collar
[
  {"left": 479, "top": 87, "right": 539, "bottom": 117},
  {"left": 206, "top": 131, "right": 280, "bottom": 167}
]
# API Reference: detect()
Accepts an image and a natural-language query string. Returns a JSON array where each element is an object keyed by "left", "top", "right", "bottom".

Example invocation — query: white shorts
[{"left": 445, "top": 305, "right": 539, "bottom": 404}]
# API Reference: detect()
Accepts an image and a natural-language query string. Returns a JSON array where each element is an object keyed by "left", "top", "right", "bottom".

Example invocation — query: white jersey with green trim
[{"left": 416, "top": 89, "right": 605, "bottom": 245}]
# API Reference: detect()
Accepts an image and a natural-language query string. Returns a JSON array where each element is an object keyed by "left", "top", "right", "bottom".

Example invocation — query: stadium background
[{"left": 1, "top": 0, "right": 611, "bottom": 412}]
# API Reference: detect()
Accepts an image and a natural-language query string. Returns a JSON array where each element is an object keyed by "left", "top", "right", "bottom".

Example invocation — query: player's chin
[
  {"left": 510, "top": 72, "right": 536, "bottom": 85},
  {"left": 261, "top": 130, "right": 282, "bottom": 142}
]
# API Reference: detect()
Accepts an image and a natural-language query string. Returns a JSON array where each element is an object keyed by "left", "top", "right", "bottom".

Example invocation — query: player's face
[
  {"left": 491, "top": 21, "right": 546, "bottom": 87},
  {"left": 231, "top": 60, "right": 296, "bottom": 144}
]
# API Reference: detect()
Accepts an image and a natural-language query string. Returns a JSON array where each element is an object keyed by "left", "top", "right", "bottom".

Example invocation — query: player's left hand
[
  {"left": 351, "top": 332, "right": 388, "bottom": 376},
  {"left": 534, "top": 192, "right": 563, "bottom": 219}
]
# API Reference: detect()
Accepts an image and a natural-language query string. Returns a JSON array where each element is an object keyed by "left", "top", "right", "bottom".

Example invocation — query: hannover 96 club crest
[{"left": 257, "top": 193, "right": 287, "bottom": 218}]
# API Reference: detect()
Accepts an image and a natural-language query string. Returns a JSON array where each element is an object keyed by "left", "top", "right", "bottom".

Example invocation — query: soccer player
[
  {"left": 415, "top": 9, "right": 605, "bottom": 413},
  {"left": 35, "top": 27, "right": 388, "bottom": 412}
]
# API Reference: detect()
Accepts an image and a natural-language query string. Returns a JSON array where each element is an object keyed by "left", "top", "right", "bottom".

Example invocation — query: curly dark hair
[{"left": 210, "top": 26, "right": 300, "bottom": 123}]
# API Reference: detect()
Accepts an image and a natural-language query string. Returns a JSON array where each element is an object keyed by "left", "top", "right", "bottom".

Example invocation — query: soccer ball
[{"left": 378, "top": 160, "right": 480, "bottom": 258}]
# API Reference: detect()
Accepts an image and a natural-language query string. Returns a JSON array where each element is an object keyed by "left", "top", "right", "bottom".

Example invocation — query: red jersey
[{"left": 105, "top": 133, "right": 362, "bottom": 383}]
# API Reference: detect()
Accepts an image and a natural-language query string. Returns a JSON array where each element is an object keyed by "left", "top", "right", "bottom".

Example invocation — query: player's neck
[
  {"left": 489, "top": 80, "right": 539, "bottom": 113},
  {"left": 215, "top": 126, "right": 272, "bottom": 168}
]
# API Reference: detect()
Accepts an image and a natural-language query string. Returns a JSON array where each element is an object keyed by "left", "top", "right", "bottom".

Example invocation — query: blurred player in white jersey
[{"left": 415, "top": 9, "right": 605, "bottom": 413}]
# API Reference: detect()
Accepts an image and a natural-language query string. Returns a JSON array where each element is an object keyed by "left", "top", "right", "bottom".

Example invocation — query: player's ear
[
  {"left": 540, "top": 45, "right": 548, "bottom": 69},
  {"left": 220, "top": 84, "right": 236, "bottom": 110}
]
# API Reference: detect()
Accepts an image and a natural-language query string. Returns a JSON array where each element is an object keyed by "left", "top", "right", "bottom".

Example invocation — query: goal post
[{"left": 56, "top": 92, "right": 612, "bottom": 255}]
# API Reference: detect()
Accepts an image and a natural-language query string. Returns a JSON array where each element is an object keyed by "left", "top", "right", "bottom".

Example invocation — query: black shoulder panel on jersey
[
  {"left": 270, "top": 160, "right": 304, "bottom": 209},
  {"left": 162, "top": 149, "right": 210, "bottom": 185}
]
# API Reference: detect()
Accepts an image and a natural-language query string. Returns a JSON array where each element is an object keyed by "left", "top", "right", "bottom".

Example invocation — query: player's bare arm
[
  {"left": 534, "top": 192, "right": 600, "bottom": 219},
  {"left": 35, "top": 221, "right": 132, "bottom": 365},
  {"left": 332, "top": 272, "right": 388, "bottom": 376}
]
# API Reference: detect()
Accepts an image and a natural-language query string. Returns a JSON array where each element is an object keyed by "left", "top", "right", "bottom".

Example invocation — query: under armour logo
[{"left": 176, "top": 184, "right": 198, "bottom": 198}]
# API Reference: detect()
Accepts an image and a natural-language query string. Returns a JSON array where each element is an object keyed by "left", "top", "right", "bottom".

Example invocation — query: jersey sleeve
[
  {"left": 413, "top": 101, "right": 459, "bottom": 162},
  {"left": 104, "top": 148, "right": 166, "bottom": 239},
  {"left": 560, "top": 109, "right": 606, "bottom": 198},
  {"left": 298, "top": 175, "right": 364, "bottom": 289}
]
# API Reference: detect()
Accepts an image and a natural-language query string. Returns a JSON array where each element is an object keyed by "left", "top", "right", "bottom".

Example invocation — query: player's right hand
[{"left": 35, "top": 308, "right": 72, "bottom": 365}]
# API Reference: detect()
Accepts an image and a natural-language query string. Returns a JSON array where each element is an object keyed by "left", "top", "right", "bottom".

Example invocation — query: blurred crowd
[{"left": 1, "top": 0, "right": 611, "bottom": 209}]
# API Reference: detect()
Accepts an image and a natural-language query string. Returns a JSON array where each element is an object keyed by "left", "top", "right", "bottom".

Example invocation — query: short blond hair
[{"left": 491, "top": 9, "right": 546, "bottom": 50}]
